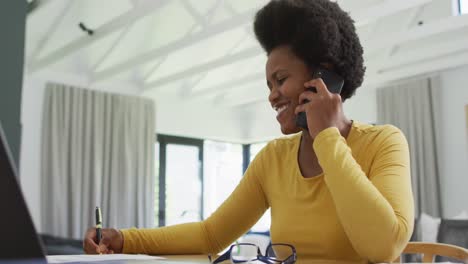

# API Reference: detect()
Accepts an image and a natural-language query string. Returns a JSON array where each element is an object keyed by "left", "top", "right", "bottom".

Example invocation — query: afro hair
[{"left": 253, "top": 0, "right": 365, "bottom": 100}]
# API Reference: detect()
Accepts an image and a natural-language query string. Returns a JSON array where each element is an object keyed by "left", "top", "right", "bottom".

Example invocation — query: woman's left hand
[{"left": 294, "top": 78, "right": 346, "bottom": 139}]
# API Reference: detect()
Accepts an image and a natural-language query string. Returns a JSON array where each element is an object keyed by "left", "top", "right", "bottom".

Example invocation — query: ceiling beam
[
  {"left": 224, "top": 1, "right": 254, "bottom": 36},
  {"left": 180, "top": 32, "right": 251, "bottom": 96},
  {"left": 353, "top": 0, "right": 433, "bottom": 27},
  {"left": 238, "top": 42, "right": 468, "bottom": 107},
  {"left": 180, "top": 0, "right": 208, "bottom": 28},
  {"left": 142, "top": 56, "right": 168, "bottom": 82},
  {"left": 27, "top": 0, "right": 56, "bottom": 14},
  {"left": 365, "top": 14, "right": 468, "bottom": 55},
  {"left": 135, "top": 1, "right": 435, "bottom": 92},
  {"left": 90, "top": 23, "right": 134, "bottom": 72},
  {"left": 179, "top": 2, "right": 251, "bottom": 93},
  {"left": 142, "top": 47, "right": 261, "bottom": 90},
  {"left": 189, "top": 72, "right": 264, "bottom": 99},
  {"left": 28, "top": 0, "right": 170, "bottom": 73},
  {"left": 222, "top": 81, "right": 269, "bottom": 107},
  {"left": 230, "top": 97, "right": 266, "bottom": 108},
  {"left": 366, "top": 5, "right": 426, "bottom": 75},
  {"left": 369, "top": 35, "right": 468, "bottom": 72},
  {"left": 27, "top": 1, "right": 74, "bottom": 66},
  {"left": 89, "top": 0, "right": 433, "bottom": 86},
  {"left": 143, "top": 0, "right": 222, "bottom": 87},
  {"left": 240, "top": 50, "right": 468, "bottom": 107},
  {"left": 364, "top": 50, "right": 468, "bottom": 87},
  {"left": 92, "top": 7, "right": 258, "bottom": 82}
]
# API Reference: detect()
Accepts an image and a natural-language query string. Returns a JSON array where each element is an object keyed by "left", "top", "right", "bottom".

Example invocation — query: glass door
[{"left": 157, "top": 135, "right": 203, "bottom": 226}]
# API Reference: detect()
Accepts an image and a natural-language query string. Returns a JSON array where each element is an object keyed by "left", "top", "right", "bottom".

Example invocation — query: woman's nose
[{"left": 268, "top": 86, "right": 280, "bottom": 103}]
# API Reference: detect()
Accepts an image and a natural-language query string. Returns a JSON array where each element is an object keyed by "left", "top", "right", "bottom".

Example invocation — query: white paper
[{"left": 47, "top": 254, "right": 164, "bottom": 263}]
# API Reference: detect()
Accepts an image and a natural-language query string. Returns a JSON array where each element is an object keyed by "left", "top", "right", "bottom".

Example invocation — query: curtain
[
  {"left": 377, "top": 77, "right": 442, "bottom": 218},
  {"left": 41, "top": 82, "right": 155, "bottom": 239},
  {"left": 466, "top": 105, "right": 468, "bottom": 145}
]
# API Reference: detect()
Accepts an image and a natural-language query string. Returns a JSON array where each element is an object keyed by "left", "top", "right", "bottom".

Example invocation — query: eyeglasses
[{"left": 208, "top": 243, "right": 297, "bottom": 264}]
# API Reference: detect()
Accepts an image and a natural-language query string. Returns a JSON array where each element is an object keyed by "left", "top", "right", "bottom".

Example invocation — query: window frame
[
  {"left": 157, "top": 134, "right": 204, "bottom": 227},
  {"left": 155, "top": 134, "right": 268, "bottom": 228},
  {"left": 457, "top": 0, "right": 467, "bottom": 14}
]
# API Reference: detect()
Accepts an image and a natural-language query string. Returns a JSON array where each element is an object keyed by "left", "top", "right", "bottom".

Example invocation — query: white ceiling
[{"left": 24, "top": 0, "right": 468, "bottom": 142}]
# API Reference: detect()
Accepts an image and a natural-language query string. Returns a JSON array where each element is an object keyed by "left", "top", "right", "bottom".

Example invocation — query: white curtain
[
  {"left": 377, "top": 77, "right": 443, "bottom": 218},
  {"left": 41, "top": 82, "right": 155, "bottom": 239}
]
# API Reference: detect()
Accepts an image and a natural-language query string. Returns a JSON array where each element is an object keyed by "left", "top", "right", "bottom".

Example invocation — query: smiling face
[{"left": 266, "top": 45, "right": 313, "bottom": 134}]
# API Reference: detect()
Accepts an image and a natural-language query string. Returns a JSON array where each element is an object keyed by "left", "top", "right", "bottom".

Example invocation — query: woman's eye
[{"left": 277, "top": 77, "right": 287, "bottom": 85}]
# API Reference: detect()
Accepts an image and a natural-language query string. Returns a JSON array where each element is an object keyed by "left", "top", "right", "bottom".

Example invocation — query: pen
[{"left": 95, "top": 206, "right": 102, "bottom": 245}]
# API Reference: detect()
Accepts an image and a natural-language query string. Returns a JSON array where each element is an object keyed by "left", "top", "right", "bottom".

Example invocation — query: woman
[{"left": 83, "top": 0, "right": 414, "bottom": 262}]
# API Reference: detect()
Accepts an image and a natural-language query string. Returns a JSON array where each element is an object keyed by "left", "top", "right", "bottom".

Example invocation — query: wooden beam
[
  {"left": 366, "top": 5, "right": 426, "bottom": 75},
  {"left": 138, "top": 1, "right": 434, "bottom": 92},
  {"left": 142, "top": 56, "right": 168, "bottom": 82},
  {"left": 28, "top": 0, "right": 169, "bottom": 73},
  {"left": 240, "top": 48, "right": 468, "bottom": 107},
  {"left": 175, "top": 1, "right": 249, "bottom": 94},
  {"left": 93, "top": 0, "right": 433, "bottom": 86},
  {"left": 92, "top": 7, "right": 258, "bottom": 82},
  {"left": 27, "top": 0, "right": 56, "bottom": 14},
  {"left": 372, "top": 36, "right": 468, "bottom": 71},
  {"left": 90, "top": 23, "right": 134, "bottom": 72},
  {"left": 28, "top": 1, "right": 74, "bottom": 66},
  {"left": 230, "top": 97, "right": 266, "bottom": 108},
  {"left": 365, "top": 50, "right": 468, "bottom": 87},
  {"left": 224, "top": 1, "right": 254, "bottom": 36},
  {"left": 143, "top": 1, "right": 222, "bottom": 84},
  {"left": 189, "top": 72, "right": 264, "bottom": 99},
  {"left": 180, "top": 32, "right": 251, "bottom": 95},
  {"left": 353, "top": 0, "right": 433, "bottom": 27},
  {"left": 143, "top": 47, "right": 261, "bottom": 90},
  {"left": 365, "top": 14, "right": 468, "bottom": 55},
  {"left": 180, "top": 0, "right": 207, "bottom": 27}
]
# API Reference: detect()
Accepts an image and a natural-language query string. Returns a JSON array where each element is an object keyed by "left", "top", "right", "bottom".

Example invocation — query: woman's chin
[{"left": 280, "top": 123, "right": 301, "bottom": 135}]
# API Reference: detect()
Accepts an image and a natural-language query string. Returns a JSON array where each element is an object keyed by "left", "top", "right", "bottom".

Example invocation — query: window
[
  {"left": 249, "top": 142, "right": 268, "bottom": 162},
  {"left": 248, "top": 142, "right": 270, "bottom": 232},
  {"left": 156, "top": 135, "right": 203, "bottom": 227},
  {"left": 459, "top": 0, "right": 467, "bottom": 14},
  {"left": 203, "top": 141, "right": 243, "bottom": 218},
  {"left": 165, "top": 144, "right": 202, "bottom": 225},
  {"left": 154, "top": 142, "right": 159, "bottom": 227},
  {"left": 155, "top": 135, "right": 271, "bottom": 232}
]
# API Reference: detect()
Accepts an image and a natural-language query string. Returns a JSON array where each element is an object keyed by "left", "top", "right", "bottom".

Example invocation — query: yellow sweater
[{"left": 121, "top": 122, "right": 414, "bottom": 263}]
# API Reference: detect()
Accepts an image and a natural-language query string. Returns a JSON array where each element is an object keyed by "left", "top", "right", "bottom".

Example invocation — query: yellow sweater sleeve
[
  {"left": 120, "top": 150, "right": 269, "bottom": 254},
  {"left": 313, "top": 126, "right": 414, "bottom": 263}
]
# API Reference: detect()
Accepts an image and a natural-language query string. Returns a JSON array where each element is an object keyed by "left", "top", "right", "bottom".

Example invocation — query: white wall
[
  {"left": 438, "top": 65, "right": 468, "bottom": 217},
  {"left": 19, "top": 71, "right": 142, "bottom": 232},
  {"left": 155, "top": 99, "right": 248, "bottom": 142},
  {"left": 19, "top": 71, "right": 250, "bottom": 231},
  {"left": 20, "top": 75, "right": 45, "bottom": 233},
  {"left": 29, "top": 62, "right": 465, "bottom": 236}
]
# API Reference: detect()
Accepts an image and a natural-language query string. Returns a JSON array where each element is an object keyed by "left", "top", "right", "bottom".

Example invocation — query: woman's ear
[{"left": 319, "top": 62, "right": 335, "bottom": 71}]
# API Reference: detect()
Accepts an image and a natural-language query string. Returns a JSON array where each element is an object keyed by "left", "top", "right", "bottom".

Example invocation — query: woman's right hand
[{"left": 83, "top": 227, "right": 124, "bottom": 254}]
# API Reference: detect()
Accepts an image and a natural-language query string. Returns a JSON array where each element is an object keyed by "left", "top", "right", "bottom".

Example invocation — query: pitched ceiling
[{"left": 24, "top": 0, "right": 468, "bottom": 142}]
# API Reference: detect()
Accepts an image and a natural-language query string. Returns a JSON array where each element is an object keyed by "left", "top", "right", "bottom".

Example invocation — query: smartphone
[{"left": 295, "top": 67, "right": 344, "bottom": 130}]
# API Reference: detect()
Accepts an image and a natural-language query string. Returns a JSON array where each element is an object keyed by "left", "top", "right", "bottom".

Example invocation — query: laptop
[{"left": 0, "top": 122, "right": 46, "bottom": 263}]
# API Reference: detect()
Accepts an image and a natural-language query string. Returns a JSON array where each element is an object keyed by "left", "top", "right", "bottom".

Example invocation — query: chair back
[
  {"left": 394, "top": 242, "right": 468, "bottom": 263},
  {"left": 436, "top": 219, "right": 468, "bottom": 262}
]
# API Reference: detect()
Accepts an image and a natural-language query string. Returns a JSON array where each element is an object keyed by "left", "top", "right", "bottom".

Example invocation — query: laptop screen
[{"left": 0, "top": 122, "right": 45, "bottom": 260}]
